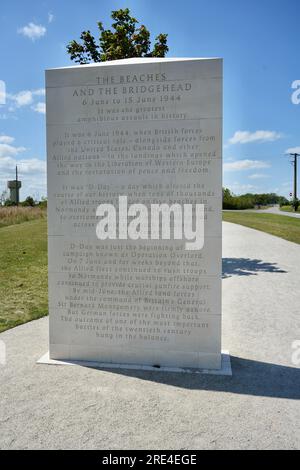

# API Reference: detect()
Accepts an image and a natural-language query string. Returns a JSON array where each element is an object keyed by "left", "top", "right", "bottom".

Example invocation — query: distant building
[{"left": 7, "top": 166, "right": 21, "bottom": 204}]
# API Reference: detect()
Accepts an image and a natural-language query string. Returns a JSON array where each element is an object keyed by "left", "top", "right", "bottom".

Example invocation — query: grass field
[
  {"left": 0, "top": 206, "right": 46, "bottom": 228},
  {"left": 223, "top": 211, "right": 300, "bottom": 244},
  {"left": 0, "top": 218, "right": 48, "bottom": 332},
  {"left": 280, "top": 205, "right": 300, "bottom": 213}
]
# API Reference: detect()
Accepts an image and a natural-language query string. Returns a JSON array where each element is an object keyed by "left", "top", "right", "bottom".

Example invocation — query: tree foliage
[
  {"left": 21, "top": 196, "right": 36, "bottom": 207},
  {"left": 67, "top": 8, "right": 169, "bottom": 64},
  {"left": 222, "top": 188, "right": 289, "bottom": 210}
]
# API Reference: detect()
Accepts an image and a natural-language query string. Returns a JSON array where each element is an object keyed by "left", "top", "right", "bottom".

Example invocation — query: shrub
[{"left": 21, "top": 196, "right": 36, "bottom": 207}]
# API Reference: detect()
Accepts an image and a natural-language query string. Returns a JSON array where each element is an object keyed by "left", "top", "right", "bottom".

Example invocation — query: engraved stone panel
[{"left": 46, "top": 57, "right": 222, "bottom": 369}]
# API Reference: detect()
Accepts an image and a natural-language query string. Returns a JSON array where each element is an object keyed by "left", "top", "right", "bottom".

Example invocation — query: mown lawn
[
  {"left": 223, "top": 211, "right": 300, "bottom": 244},
  {"left": 0, "top": 218, "right": 48, "bottom": 332},
  {"left": 280, "top": 205, "right": 300, "bottom": 213}
]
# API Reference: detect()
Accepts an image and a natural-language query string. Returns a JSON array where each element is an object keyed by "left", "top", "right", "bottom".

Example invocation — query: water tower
[{"left": 7, "top": 166, "right": 21, "bottom": 205}]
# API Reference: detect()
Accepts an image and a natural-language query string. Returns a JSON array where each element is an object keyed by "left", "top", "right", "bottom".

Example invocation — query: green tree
[
  {"left": 222, "top": 188, "right": 289, "bottom": 210},
  {"left": 67, "top": 8, "right": 168, "bottom": 64},
  {"left": 22, "top": 196, "right": 35, "bottom": 207},
  {"left": 39, "top": 197, "right": 48, "bottom": 209},
  {"left": 4, "top": 199, "right": 15, "bottom": 207}
]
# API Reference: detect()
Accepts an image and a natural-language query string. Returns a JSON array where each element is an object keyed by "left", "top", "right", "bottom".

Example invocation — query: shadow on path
[
  {"left": 222, "top": 258, "right": 287, "bottom": 278},
  {"left": 96, "top": 356, "right": 300, "bottom": 400}
]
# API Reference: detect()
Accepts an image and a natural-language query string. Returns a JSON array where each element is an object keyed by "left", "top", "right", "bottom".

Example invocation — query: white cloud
[
  {"left": 32, "top": 102, "right": 46, "bottom": 114},
  {"left": 224, "top": 159, "right": 271, "bottom": 171},
  {"left": 12, "top": 90, "right": 33, "bottom": 107},
  {"left": 48, "top": 12, "right": 54, "bottom": 23},
  {"left": 227, "top": 182, "right": 258, "bottom": 194},
  {"left": 0, "top": 135, "right": 14, "bottom": 144},
  {"left": 0, "top": 142, "right": 26, "bottom": 157},
  {"left": 17, "top": 158, "right": 46, "bottom": 174},
  {"left": 248, "top": 173, "right": 271, "bottom": 179},
  {"left": 18, "top": 22, "right": 46, "bottom": 41},
  {"left": 285, "top": 147, "right": 300, "bottom": 154},
  {"left": 32, "top": 88, "right": 45, "bottom": 97},
  {"left": 229, "top": 130, "right": 282, "bottom": 145},
  {"left": 6, "top": 88, "right": 46, "bottom": 114},
  {"left": 0, "top": 154, "right": 46, "bottom": 176}
]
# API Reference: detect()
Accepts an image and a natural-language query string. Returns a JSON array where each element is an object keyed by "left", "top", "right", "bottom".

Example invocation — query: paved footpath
[
  {"left": 252, "top": 206, "right": 300, "bottom": 218},
  {"left": 0, "top": 222, "right": 299, "bottom": 450}
]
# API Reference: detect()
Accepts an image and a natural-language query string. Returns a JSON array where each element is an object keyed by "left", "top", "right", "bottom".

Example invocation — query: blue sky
[{"left": 0, "top": 0, "right": 299, "bottom": 199}]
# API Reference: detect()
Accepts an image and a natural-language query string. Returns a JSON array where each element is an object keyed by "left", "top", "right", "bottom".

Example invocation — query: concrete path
[
  {"left": 0, "top": 222, "right": 299, "bottom": 450},
  {"left": 253, "top": 205, "right": 300, "bottom": 218}
]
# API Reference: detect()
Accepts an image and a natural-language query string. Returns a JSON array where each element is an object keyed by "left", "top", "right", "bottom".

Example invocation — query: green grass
[
  {"left": 0, "top": 206, "right": 46, "bottom": 228},
  {"left": 0, "top": 218, "right": 48, "bottom": 332},
  {"left": 280, "top": 205, "right": 300, "bottom": 213},
  {"left": 223, "top": 211, "right": 300, "bottom": 244}
]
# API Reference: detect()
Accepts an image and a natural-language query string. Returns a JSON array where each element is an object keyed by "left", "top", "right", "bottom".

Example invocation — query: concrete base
[{"left": 37, "top": 350, "right": 232, "bottom": 376}]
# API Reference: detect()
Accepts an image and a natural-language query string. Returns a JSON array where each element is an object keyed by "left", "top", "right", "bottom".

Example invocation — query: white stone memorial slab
[{"left": 45, "top": 57, "right": 223, "bottom": 370}]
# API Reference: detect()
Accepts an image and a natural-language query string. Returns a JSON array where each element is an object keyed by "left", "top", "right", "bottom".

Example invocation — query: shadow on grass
[
  {"left": 96, "top": 356, "right": 300, "bottom": 400},
  {"left": 222, "top": 258, "right": 287, "bottom": 278}
]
